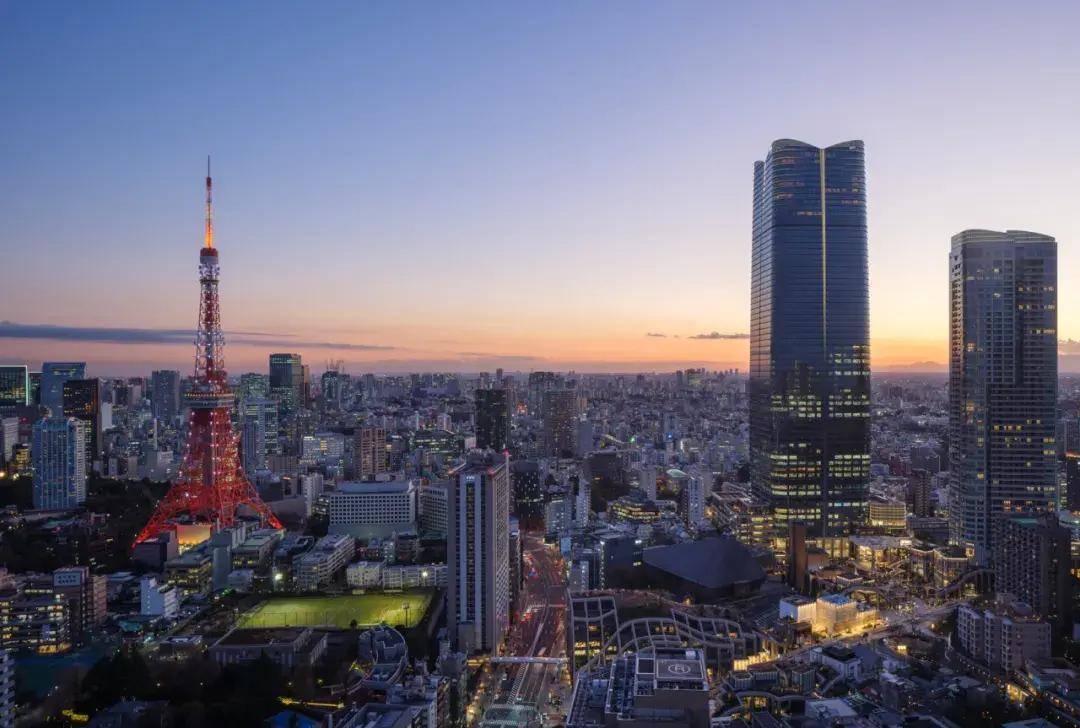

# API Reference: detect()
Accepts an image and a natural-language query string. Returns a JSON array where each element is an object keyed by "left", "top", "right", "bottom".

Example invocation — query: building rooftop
[
  {"left": 819, "top": 593, "right": 854, "bottom": 607},
  {"left": 213, "top": 627, "right": 308, "bottom": 647},
  {"left": 338, "top": 480, "right": 416, "bottom": 495},
  {"left": 642, "top": 537, "right": 764, "bottom": 589}
]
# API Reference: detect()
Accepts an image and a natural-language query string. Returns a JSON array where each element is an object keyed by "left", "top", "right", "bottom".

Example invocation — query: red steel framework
[{"left": 134, "top": 160, "right": 282, "bottom": 545}]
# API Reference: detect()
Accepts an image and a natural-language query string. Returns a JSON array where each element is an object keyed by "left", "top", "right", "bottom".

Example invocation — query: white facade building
[
  {"left": 300, "top": 472, "right": 324, "bottom": 516},
  {"left": 293, "top": 534, "right": 354, "bottom": 591},
  {"left": 448, "top": 452, "right": 510, "bottom": 653},
  {"left": 329, "top": 480, "right": 417, "bottom": 540},
  {"left": 140, "top": 575, "right": 179, "bottom": 618}
]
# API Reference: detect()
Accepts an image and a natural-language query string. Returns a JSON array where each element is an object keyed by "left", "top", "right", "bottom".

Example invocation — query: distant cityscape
[{"left": 0, "top": 130, "right": 1076, "bottom": 728}]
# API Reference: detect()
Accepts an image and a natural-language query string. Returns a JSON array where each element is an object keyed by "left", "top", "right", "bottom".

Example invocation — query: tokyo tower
[{"left": 135, "top": 161, "right": 282, "bottom": 545}]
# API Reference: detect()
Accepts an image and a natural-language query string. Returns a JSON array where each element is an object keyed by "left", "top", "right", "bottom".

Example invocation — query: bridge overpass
[{"left": 491, "top": 655, "right": 567, "bottom": 666}]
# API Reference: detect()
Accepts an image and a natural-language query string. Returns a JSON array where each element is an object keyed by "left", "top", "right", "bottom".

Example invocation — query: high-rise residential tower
[
  {"left": 40, "top": 362, "right": 85, "bottom": 417},
  {"left": 949, "top": 229, "right": 1057, "bottom": 563},
  {"left": 994, "top": 514, "right": 1071, "bottom": 634},
  {"left": 356, "top": 426, "right": 389, "bottom": 480},
  {"left": 32, "top": 417, "right": 87, "bottom": 510},
  {"left": 475, "top": 388, "right": 510, "bottom": 452},
  {"left": 447, "top": 450, "right": 510, "bottom": 653},
  {"left": 541, "top": 389, "right": 579, "bottom": 458},
  {"left": 749, "top": 139, "right": 870, "bottom": 544}
]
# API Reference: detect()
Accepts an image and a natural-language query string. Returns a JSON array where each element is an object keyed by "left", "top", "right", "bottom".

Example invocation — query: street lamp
[{"left": 402, "top": 602, "right": 411, "bottom": 628}]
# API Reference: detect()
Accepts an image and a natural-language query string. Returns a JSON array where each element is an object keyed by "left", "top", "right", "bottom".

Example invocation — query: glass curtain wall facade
[
  {"left": 750, "top": 139, "right": 870, "bottom": 544},
  {"left": 948, "top": 229, "right": 1057, "bottom": 564}
]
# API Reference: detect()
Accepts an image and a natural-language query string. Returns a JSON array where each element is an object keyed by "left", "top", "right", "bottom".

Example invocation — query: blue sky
[{"left": 3, "top": 1, "right": 1079, "bottom": 373}]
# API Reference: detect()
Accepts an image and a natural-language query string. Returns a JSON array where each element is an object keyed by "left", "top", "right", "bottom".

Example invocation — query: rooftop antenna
[{"left": 204, "top": 155, "right": 214, "bottom": 249}]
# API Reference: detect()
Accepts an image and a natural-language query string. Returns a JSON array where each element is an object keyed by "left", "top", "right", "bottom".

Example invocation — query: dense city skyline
[
  {"left": 5, "top": 6, "right": 1080, "bottom": 726},
  {"left": 5, "top": 2, "right": 1080, "bottom": 374}
]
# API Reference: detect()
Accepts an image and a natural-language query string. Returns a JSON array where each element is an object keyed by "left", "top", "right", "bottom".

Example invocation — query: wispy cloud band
[
  {"left": 688, "top": 331, "right": 749, "bottom": 340},
  {"left": 0, "top": 321, "right": 395, "bottom": 351}
]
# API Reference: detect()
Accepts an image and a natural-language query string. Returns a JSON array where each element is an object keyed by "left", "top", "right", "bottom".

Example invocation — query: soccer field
[{"left": 237, "top": 591, "right": 434, "bottom": 629}]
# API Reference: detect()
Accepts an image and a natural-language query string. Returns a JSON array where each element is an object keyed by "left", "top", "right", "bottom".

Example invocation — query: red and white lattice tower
[{"left": 135, "top": 160, "right": 282, "bottom": 545}]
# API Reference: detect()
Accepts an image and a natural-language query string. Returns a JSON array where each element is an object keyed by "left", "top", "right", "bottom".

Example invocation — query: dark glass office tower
[
  {"left": 475, "top": 388, "right": 510, "bottom": 451},
  {"left": 949, "top": 230, "right": 1057, "bottom": 564},
  {"left": 62, "top": 378, "right": 101, "bottom": 469},
  {"left": 269, "top": 353, "right": 303, "bottom": 415},
  {"left": 750, "top": 139, "right": 870, "bottom": 544},
  {"left": 150, "top": 369, "right": 181, "bottom": 423}
]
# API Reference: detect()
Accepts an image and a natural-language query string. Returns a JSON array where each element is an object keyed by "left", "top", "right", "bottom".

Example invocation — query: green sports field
[{"left": 237, "top": 591, "right": 434, "bottom": 629}]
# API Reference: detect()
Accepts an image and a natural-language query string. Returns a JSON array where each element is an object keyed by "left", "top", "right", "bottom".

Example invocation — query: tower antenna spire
[{"left": 204, "top": 155, "right": 214, "bottom": 249}]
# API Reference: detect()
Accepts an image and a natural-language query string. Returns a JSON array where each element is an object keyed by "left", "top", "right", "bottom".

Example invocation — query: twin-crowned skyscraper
[
  {"left": 749, "top": 138, "right": 1059, "bottom": 569},
  {"left": 750, "top": 140, "right": 871, "bottom": 546}
]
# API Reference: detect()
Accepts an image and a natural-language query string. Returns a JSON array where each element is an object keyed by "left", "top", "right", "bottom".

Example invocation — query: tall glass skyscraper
[
  {"left": 32, "top": 417, "right": 88, "bottom": 510},
  {"left": 948, "top": 229, "right": 1057, "bottom": 564},
  {"left": 269, "top": 353, "right": 303, "bottom": 415},
  {"left": 0, "top": 365, "right": 29, "bottom": 411},
  {"left": 750, "top": 139, "right": 870, "bottom": 545},
  {"left": 40, "top": 362, "right": 85, "bottom": 417}
]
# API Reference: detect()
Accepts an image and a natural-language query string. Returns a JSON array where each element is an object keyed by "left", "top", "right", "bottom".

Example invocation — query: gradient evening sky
[{"left": 3, "top": 1, "right": 1080, "bottom": 375}]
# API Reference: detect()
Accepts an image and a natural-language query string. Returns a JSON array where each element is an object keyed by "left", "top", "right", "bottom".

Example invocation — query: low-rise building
[
  {"left": 345, "top": 562, "right": 447, "bottom": 590},
  {"left": 566, "top": 646, "right": 711, "bottom": 728},
  {"left": 293, "top": 534, "right": 354, "bottom": 591},
  {"left": 849, "top": 535, "right": 906, "bottom": 573},
  {"left": 165, "top": 546, "right": 213, "bottom": 597},
  {"left": 867, "top": 498, "right": 907, "bottom": 533},
  {"left": 341, "top": 703, "right": 425, "bottom": 728},
  {"left": 231, "top": 529, "right": 284, "bottom": 572},
  {"left": 811, "top": 645, "right": 863, "bottom": 684},
  {"left": 210, "top": 627, "right": 327, "bottom": 670},
  {"left": 779, "top": 595, "right": 815, "bottom": 624},
  {"left": 812, "top": 593, "right": 877, "bottom": 636}
]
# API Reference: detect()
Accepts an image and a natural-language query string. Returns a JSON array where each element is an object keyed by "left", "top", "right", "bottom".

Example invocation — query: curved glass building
[{"left": 750, "top": 139, "right": 870, "bottom": 546}]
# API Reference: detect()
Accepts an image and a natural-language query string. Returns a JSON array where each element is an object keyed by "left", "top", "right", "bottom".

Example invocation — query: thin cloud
[
  {"left": 253, "top": 338, "right": 394, "bottom": 352},
  {"left": 455, "top": 352, "right": 543, "bottom": 362},
  {"left": 688, "top": 331, "right": 749, "bottom": 340},
  {"left": 0, "top": 321, "right": 394, "bottom": 351},
  {"left": 645, "top": 332, "right": 667, "bottom": 338}
]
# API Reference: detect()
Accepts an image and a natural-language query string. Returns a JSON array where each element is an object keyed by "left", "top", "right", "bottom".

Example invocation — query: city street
[{"left": 474, "top": 532, "right": 568, "bottom": 725}]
